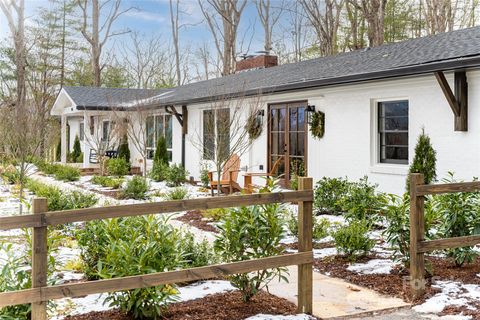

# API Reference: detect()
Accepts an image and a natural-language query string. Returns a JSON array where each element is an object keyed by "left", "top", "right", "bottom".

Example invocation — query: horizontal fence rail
[
  {"left": 409, "top": 173, "right": 480, "bottom": 299},
  {"left": 0, "top": 190, "right": 313, "bottom": 230},
  {"left": 0, "top": 181, "right": 314, "bottom": 318}
]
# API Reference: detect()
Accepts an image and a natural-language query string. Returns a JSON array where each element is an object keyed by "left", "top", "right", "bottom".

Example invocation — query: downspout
[{"left": 181, "top": 105, "right": 188, "bottom": 168}]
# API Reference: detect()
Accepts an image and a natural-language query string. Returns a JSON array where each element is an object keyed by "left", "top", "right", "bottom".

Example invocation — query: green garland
[
  {"left": 245, "top": 111, "right": 263, "bottom": 141},
  {"left": 310, "top": 111, "right": 325, "bottom": 139}
]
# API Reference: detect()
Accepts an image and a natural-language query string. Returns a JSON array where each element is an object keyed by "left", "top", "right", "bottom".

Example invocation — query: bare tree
[
  {"left": 191, "top": 92, "right": 263, "bottom": 194},
  {"left": 169, "top": 0, "right": 182, "bottom": 86},
  {"left": 301, "top": 0, "right": 344, "bottom": 56},
  {"left": 199, "top": 0, "right": 247, "bottom": 76},
  {"left": 77, "top": 0, "right": 132, "bottom": 86},
  {"left": 255, "top": 0, "right": 284, "bottom": 52},
  {"left": 120, "top": 32, "right": 168, "bottom": 89},
  {"left": 348, "top": 0, "right": 386, "bottom": 47}
]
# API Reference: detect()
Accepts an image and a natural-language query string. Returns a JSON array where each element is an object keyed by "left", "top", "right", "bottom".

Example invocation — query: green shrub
[
  {"left": 1, "top": 165, "right": 20, "bottom": 184},
  {"left": 79, "top": 216, "right": 182, "bottom": 319},
  {"left": 122, "top": 176, "right": 149, "bottom": 200},
  {"left": 286, "top": 211, "right": 298, "bottom": 237},
  {"left": 56, "top": 139, "right": 61, "bottom": 161},
  {"left": 153, "top": 135, "right": 169, "bottom": 166},
  {"left": 117, "top": 135, "right": 131, "bottom": 163},
  {"left": 332, "top": 220, "right": 375, "bottom": 261},
  {"left": 407, "top": 129, "right": 437, "bottom": 190},
  {"left": 53, "top": 165, "right": 80, "bottom": 182},
  {"left": 149, "top": 162, "right": 169, "bottom": 182},
  {"left": 26, "top": 179, "right": 97, "bottom": 211},
  {"left": 215, "top": 203, "right": 287, "bottom": 302},
  {"left": 435, "top": 173, "right": 480, "bottom": 266},
  {"left": 314, "top": 177, "right": 350, "bottom": 214},
  {"left": 313, "top": 217, "right": 331, "bottom": 240},
  {"left": 164, "top": 187, "right": 189, "bottom": 200},
  {"left": 200, "top": 163, "right": 210, "bottom": 188},
  {"left": 166, "top": 164, "right": 187, "bottom": 187},
  {"left": 71, "top": 135, "right": 82, "bottom": 163},
  {"left": 107, "top": 158, "right": 130, "bottom": 177},
  {"left": 201, "top": 208, "right": 228, "bottom": 221},
  {"left": 180, "top": 232, "right": 217, "bottom": 268},
  {"left": 91, "top": 175, "right": 123, "bottom": 189},
  {"left": 337, "top": 177, "right": 386, "bottom": 222}
]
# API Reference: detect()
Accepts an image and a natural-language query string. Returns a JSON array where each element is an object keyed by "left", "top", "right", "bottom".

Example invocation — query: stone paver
[{"left": 268, "top": 267, "right": 409, "bottom": 319}]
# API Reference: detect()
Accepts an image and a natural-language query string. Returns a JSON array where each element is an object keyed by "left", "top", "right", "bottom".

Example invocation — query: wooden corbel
[
  {"left": 434, "top": 71, "right": 468, "bottom": 131},
  {"left": 165, "top": 105, "right": 188, "bottom": 135}
]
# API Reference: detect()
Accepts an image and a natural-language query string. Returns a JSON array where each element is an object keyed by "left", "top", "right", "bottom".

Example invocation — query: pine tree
[
  {"left": 407, "top": 128, "right": 437, "bottom": 190},
  {"left": 56, "top": 139, "right": 61, "bottom": 161},
  {"left": 117, "top": 135, "right": 131, "bottom": 163},
  {"left": 71, "top": 135, "right": 81, "bottom": 162},
  {"left": 153, "top": 135, "right": 169, "bottom": 166}
]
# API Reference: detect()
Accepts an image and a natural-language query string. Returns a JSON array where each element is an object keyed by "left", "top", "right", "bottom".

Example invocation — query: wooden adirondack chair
[
  {"left": 243, "top": 156, "right": 284, "bottom": 193},
  {"left": 208, "top": 154, "right": 241, "bottom": 196}
]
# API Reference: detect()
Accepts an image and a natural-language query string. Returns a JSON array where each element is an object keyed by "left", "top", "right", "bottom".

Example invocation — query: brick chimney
[{"left": 235, "top": 54, "right": 278, "bottom": 73}]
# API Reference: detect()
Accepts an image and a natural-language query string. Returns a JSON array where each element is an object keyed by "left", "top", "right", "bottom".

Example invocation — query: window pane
[
  {"left": 298, "top": 133, "right": 305, "bottom": 156},
  {"left": 165, "top": 115, "right": 172, "bottom": 149},
  {"left": 155, "top": 115, "right": 164, "bottom": 142},
  {"left": 278, "top": 132, "right": 285, "bottom": 155},
  {"left": 203, "top": 110, "right": 215, "bottom": 160},
  {"left": 271, "top": 133, "right": 278, "bottom": 155},
  {"left": 102, "top": 121, "right": 110, "bottom": 141},
  {"left": 289, "top": 132, "right": 297, "bottom": 156},
  {"left": 146, "top": 116, "right": 154, "bottom": 148},
  {"left": 380, "top": 101, "right": 408, "bottom": 117},
  {"left": 384, "top": 117, "right": 408, "bottom": 131},
  {"left": 384, "top": 132, "right": 408, "bottom": 146},
  {"left": 79, "top": 123, "right": 84, "bottom": 141},
  {"left": 382, "top": 146, "right": 408, "bottom": 162},
  {"left": 278, "top": 108, "right": 286, "bottom": 131},
  {"left": 271, "top": 109, "right": 277, "bottom": 131},
  {"left": 298, "top": 107, "right": 305, "bottom": 131},
  {"left": 289, "top": 108, "right": 297, "bottom": 131}
]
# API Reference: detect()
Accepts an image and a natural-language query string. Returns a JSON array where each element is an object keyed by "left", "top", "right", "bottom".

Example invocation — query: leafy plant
[
  {"left": 26, "top": 179, "right": 98, "bottom": 211},
  {"left": 80, "top": 216, "right": 183, "bottom": 319},
  {"left": 180, "top": 232, "right": 218, "bottom": 268},
  {"left": 107, "top": 158, "right": 130, "bottom": 177},
  {"left": 214, "top": 202, "right": 288, "bottom": 302},
  {"left": 338, "top": 177, "right": 386, "bottom": 222},
  {"left": 0, "top": 164, "right": 20, "bottom": 184},
  {"left": 154, "top": 135, "right": 169, "bottom": 166},
  {"left": 166, "top": 164, "right": 187, "bottom": 187},
  {"left": 286, "top": 211, "right": 298, "bottom": 237},
  {"left": 201, "top": 208, "right": 228, "bottom": 221},
  {"left": 91, "top": 175, "right": 124, "bottom": 189},
  {"left": 332, "top": 220, "right": 375, "bottom": 261},
  {"left": 70, "top": 135, "right": 82, "bottom": 163},
  {"left": 407, "top": 128, "right": 437, "bottom": 190},
  {"left": 53, "top": 165, "right": 80, "bottom": 182},
  {"left": 200, "top": 162, "right": 210, "bottom": 188},
  {"left": 434, "top": 173, "right": 480, "bottom": 266},
  {"left": 314, "top": 177, "right": 350, "bottom": 214},
  {"left": 313, "top": 217, "right": 331, "bottom": 240},
  {"left": 117, "top": 135, "right": 131, "bottom": 163},
  {"left": 122, "top": 176, "right": 149, "bottom": 200},
  {"left": 164, "top": 187, "right": 189, "bottom": 200},
  {"left": 149, "top": 162, "right": 169, "bottom": 182}
]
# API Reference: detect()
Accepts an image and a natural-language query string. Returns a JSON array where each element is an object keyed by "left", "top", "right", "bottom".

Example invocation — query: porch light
[
  {"left": 256, "top": 109, "right": 265, "bottom": 126},
  {"left": 306, "top": 105, "right": 316, "bottom": 124}
]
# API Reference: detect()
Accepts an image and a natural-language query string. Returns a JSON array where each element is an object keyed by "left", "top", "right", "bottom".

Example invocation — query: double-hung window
[
  {"left": 146, "top": 114, "right": 173, "bottom": 161},
  {"left": 102, "top": 121, "right": 110, "bottom": 142},
  {"left": 79, "top": 122, "right": 85, "bottom": 141},
  {"left": 203, "top": 108, "right": 230, "bottom": 161},
  {"left": 378, "top": 100, "right": 409, "bottom": 164}
]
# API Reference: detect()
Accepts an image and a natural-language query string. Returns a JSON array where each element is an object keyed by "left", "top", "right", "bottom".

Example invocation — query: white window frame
[
  {"left": 370, "top": 97, "right": 409, "bottom": 176},
  {"left": 79, "top": 122, "right": 85, "bottom": 141},
  {"left": 146, "top": 114, "right": 173, "bottom": 161}
]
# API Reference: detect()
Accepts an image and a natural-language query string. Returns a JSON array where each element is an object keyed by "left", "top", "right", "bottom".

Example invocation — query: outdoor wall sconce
[
  {"left": 306, "top": 104, "right": 316, "bottom": 124},
  {"left": 256, "top": 109, "right": 265, "bottom": 126}
]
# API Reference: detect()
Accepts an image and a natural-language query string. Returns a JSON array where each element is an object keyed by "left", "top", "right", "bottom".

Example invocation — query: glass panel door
[{"left": 268, "top": 102, "right": 307, "bottom": 186}]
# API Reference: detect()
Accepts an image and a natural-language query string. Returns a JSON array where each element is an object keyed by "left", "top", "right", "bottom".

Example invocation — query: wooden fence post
[
  {"left": 297, "top": 177, "right": 313, "bottom": 314},
  {"left": 32, "top": 198, "right": 48, "bottom": 320},
  {"left": 409, "top": 174, "right": 425, "bottom": 299}
]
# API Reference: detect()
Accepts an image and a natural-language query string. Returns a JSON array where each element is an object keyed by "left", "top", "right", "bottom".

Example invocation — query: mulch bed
[
  {"left": 65, "top": 291, "right": 308, "bottom": 320},
  {"left": 175, "top": 210, "right": 218, "bottom": 233},
  {"left": 314, "top": 254, "right": 480, "bottom": 304}
]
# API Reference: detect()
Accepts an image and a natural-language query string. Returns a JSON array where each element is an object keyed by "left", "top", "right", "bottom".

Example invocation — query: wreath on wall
[
  {"left": 245, "top": 110, "right": 263, "bottom": 141},
  {"left": 310, "top": 111, "right": 325, "bottom": 139}
]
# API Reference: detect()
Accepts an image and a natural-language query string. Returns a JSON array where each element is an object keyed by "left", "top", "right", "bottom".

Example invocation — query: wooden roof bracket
[
  {"left": 165, "top": 105, "right": 188, "bottom": 135},
  {"left": 434, "top": 70, "right": 468, "bottom": 131}
]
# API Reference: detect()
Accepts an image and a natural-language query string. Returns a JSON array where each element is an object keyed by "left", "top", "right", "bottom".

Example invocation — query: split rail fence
[
  {"left": 0, "top": 177, "right": 314, "bottom": 320},
  {"left": 409, "top": 173, "right": 480, "bottom": 298}
]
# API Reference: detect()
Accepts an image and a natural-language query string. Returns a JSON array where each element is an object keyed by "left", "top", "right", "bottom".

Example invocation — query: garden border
[
  {"left": 409, "top": 173, "right": 480, "bottom": 299},
  {"left": 0, "top": 178, "right": 314, "bottom": 319}
]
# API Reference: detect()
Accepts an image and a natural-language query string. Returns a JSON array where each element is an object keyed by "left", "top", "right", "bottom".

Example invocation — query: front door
[{"left": 268, "top": 101, "right": 307, "bottom": 185}]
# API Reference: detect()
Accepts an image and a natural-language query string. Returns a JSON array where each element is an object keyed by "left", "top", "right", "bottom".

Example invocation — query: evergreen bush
[
  {"left": 107, "top": 158, "right": 130, "bottom": 177},
  {"left": 149, "top": 162, "right": 169, "bottom": 182},
  {"left": 122, "top": 176, "right": 149, "bottom": 200},
  {"left": 332, "top": 220, "right": 375, "bottom": 261},
  {"left": 117, "top": 135, "right": 131, "bottom": 163},
  {"left": 153, "top": 135, "right": 169, "bottom": 166},
  {"left": 166, "top": 164, "right": 187, "bottom": 187},
  {"left": 407, "top": 129, "right": 437, "bottom": 190},
  {"left": 71, "top": 135, "right": 82, "bottom": 163},
  {"left": 314, "top": 177, "right": 350, "bottom": 214}
]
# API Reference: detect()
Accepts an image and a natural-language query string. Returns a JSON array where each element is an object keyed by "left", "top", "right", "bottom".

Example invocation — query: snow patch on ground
[
  {"left": 313, "top": 247, "right": 337, "bottom": 259},
  {"left": 414, "top": 281, "right": 480, "bottom": 314},
  {"left": 177, "top": 280, "right": 236, "bottom": 301},
  {"left": 346, "top": 259, "right": 396, "bottom": 275},
  {"left": 245, "top": 314, "right": 315, "bottom": 320}
]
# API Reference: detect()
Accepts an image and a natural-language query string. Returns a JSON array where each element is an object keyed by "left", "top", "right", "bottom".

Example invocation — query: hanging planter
[{"left": 310, "top": 111, "right": 325, "bottom": 139}]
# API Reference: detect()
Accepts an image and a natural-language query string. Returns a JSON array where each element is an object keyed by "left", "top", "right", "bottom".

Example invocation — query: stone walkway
[{"left": 268, "top": 266, "right": 409, "bottom": 319}]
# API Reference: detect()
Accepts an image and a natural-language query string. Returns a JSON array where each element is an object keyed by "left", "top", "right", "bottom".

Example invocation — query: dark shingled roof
[
  {"left": 68, "top": 26, "right": 480, "bottom": 110},
  {"left": 63, "top": 86, "right": 168, "bottom": 109}
]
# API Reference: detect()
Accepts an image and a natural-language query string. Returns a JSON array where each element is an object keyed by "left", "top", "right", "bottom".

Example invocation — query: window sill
[{"left": 369, "top": 164, "right": 408, "bottom": 176}]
